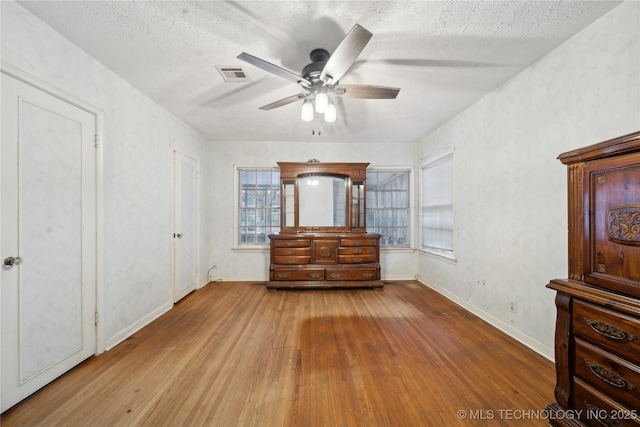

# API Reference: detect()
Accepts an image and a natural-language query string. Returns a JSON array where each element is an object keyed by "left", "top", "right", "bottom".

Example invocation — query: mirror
[{"left": 299, "top": 175, "right": 346, "bottom": 227}]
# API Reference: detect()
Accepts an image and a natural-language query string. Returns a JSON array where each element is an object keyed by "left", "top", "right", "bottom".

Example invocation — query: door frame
[
  {"left": 1, "top": 61, "right": 105, "bottom": 355},
  {"left": 171, "top": 149, "right": 200, "bottom": 302}
]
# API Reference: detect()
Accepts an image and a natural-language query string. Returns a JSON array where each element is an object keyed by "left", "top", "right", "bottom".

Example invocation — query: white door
[
  {"left": 172, "top": 150, "right": 199, "bottom": 302},
  {"left": 1, "top": 73, "right": 97, "bottom": 412}
]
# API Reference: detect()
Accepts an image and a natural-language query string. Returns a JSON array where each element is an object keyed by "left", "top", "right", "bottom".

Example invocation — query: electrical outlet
[{"left": 509, "top": 300, "right": 517, "bottom": 314}]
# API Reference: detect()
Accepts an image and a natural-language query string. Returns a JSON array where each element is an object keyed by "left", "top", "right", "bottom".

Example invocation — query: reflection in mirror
[{"left": 299, "top": 175, "right": 346, "bottom": 227}]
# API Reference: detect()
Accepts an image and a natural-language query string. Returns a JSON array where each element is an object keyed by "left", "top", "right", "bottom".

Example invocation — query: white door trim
[{"left": 1, "top": 60, "right": 105, "bottom": 354}]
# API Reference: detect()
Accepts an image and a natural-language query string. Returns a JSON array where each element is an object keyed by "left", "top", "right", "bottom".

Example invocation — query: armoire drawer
[
  {"left": 573, "top": 300, "right": 640, "bottom": 362},
  {"left": 573, "top": 378, "right": 640, "bottom": 427},
  {"left": 575, "top": 338, "right": 640, "bottom": 409}
]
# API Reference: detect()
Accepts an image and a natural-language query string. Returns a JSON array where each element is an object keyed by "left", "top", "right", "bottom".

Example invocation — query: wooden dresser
[
  {"left": 268, "top": 232, "right": 382, "bottom": 289},
  {"left": 266, "top": 161, "right": 383, "bottom": 290},
  {"left": 546, "top": 131, "right": 640, "bottom": 426}
]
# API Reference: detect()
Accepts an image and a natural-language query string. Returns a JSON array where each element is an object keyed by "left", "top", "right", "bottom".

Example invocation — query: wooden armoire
[{"left": 546, "top": 131, "right": 640, "bottom": 426}]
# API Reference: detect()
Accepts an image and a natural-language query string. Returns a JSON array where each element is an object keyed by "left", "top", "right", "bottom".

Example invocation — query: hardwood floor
[{"left": 1, "top": 281, "right": 555, "bottom": 426}]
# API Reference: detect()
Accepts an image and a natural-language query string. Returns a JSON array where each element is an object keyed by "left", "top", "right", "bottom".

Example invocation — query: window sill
[
  {"left": 233, "top": 246, "right": 269, "bottom": 253},
  {"left": 381, "top": 246, "right": 415, "bottom": 253},
  {"left": 419, "top": 249, "right": 457, "bottom": 264}
]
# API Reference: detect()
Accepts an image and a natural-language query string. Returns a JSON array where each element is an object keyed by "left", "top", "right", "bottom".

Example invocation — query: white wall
[
  {"left": 1, "top": 1, "right": 211, "bottom": 348},
  {"left": 416, "top": 1, "right": 640, "bottom": 359},
  {"left": 207, "top": 141, "right": 418, "bottom": 283}
]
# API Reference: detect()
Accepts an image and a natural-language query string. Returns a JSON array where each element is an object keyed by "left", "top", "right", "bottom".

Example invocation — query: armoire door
[
  {"left": 1, "top": 72, "right": 97, "bottom": 412},
  {"left": 172, "top": 150, "right": 199, "bottom": 302}
]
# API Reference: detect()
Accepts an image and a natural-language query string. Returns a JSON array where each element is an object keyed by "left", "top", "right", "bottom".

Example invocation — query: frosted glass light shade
[
  {"left": 315, "top": 92, "right": 328, "bottom": 113},
  {"left": 324, "top": 104, "right": 336, "bottom": 122},
  {"left": 301, "top": 99, "right": 314, "bottom": 122}
]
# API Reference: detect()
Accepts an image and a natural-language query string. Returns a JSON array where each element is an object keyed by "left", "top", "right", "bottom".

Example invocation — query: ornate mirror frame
[{"left": 277, "top": 161, "right": 369, "bottom": 234}]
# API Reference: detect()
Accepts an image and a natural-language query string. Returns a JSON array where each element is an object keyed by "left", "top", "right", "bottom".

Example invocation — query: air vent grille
[{"left": 216, "top": 66, "right": 250, "bottom": 83}]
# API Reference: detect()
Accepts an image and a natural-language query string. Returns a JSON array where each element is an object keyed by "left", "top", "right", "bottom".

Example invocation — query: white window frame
[
  {"left": 234, "top": 166, "right": 280, "bottom": 250},
  {"left": 419, "top": 150, "right": 456, "bottom": 262},
  {"left": 366, "top": 167, "right": 413, "bottom": 249}
]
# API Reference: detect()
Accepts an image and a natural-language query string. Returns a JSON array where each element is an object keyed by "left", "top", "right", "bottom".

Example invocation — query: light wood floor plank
[{"left": 1, "top": 281, "right": 555, "bottom": 426}]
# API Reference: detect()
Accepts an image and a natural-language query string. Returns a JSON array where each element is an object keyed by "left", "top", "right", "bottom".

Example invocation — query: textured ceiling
[{"left": 18, "top": 1, "right": 622, "bottom": 143}]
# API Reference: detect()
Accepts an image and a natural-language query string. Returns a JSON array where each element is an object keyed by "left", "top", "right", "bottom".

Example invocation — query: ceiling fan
[{"left": 237, "top": 24, "right": 400, "bottom": 122}]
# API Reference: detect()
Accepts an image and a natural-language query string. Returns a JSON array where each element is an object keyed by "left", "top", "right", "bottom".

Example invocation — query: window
[
  {"left": 238, "top": 167, "right": 280, "bottom": 246},
  {"left": 420, "top": 151, "right": 454, "bottom": 258},
  {"left": 366, "top": 169, "right": 410, "bottom": 247}
]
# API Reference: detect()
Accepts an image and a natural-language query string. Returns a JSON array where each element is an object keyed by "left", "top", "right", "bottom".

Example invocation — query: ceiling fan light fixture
[
  {"left": 324, "top": 104, "right": 336, "bottom": 123},
  {"left": 301, "top": 99, "right": 314, "bottom": 122},
  {"left": 315, "top": 92, "right": 328, "bottom": 113},
  {"left": 237, "top": 24, "right": 400, "bottom": 128}
]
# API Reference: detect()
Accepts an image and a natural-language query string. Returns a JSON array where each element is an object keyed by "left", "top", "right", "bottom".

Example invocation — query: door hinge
[
  {"left": 95, "top": 311, "right": 100, "bottom": 326},
  {"left": 94, "top": 134, "right": 99, "bottom": 148}
]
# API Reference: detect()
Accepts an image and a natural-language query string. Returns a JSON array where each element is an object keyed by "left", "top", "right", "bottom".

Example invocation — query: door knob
[
  {"left": 173, "top": 233, "right": 183, "bottom": 239},
  {"left": 4, "top": 256, "right": 23, "bottom": 266}
]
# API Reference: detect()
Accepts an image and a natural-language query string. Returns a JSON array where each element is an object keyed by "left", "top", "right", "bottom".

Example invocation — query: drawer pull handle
[
  {"left": 287, "top": 259, "right": 297, "bottom": 264},
  {"left": 329, "top": 273, "right": 342, "bottom": 279},
  {"left": 584, "top": 403, "right": 624, "bottom": 427},
  {"left": 584, "top": 317, "right": 638, "bottom": 342},
  {"left": 361, "top": 273, "right": 373, "bottom": 278},
  {"left": 309, "top": 273, "right": 322, "bottom": 279},
  {"left": 584, "top": 359, "right": 637, "bottom": 390},
  {"left": 353, "top": 241, "right": 363, "bottom": 246},
  {"left": 352, "top": 249, "right": 363, "bottom": 254},
  {"left": 277, "top": 273, "right": 289, "bottom": 279},
  {"left": 352, "top": 257, "right": 363, "bottom": 263},
  {"left": 286, "top": 242, "right": 298, "bottom": 247},
  {"left": 287, "top": 250, "right": 296, "bottom": 255}
]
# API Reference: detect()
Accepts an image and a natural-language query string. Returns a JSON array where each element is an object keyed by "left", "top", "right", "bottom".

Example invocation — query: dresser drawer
[
  {"left": 272, "top": 239, "right": 311, "bottom": 248},
  {"left": 338, "top": 247, "right": 376, "bottom": 256},
  {"left": 325, "top": 267, "right": 378, "bottom": 281},
  {"left": 338, "top": 254, "right": 377, "bottom": 264},
  {"left": 274, "top": 247, "right": 311, "bottom": 257},
  {"left": 272, "top": 268, "right": 324, "bottom": 281},
  {"left": 340, "top": 238, "right": 374, "bottom": 247},
  {"left": 575, "top": 338, "right": 640, "bottom": 409},
  {"left": 273, "top": 255, "right": 310, "bottom": 265},
  {"left": 574, "top": 300, "right": 640, "bottom": 362},
  {"left": 573, "top": 378, "right": 640, "bottom": 427}
]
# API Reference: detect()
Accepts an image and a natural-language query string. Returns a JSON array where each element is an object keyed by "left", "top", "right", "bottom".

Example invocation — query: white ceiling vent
[{"left": 216, "top": 65, "right": 250, "bottom": 83}]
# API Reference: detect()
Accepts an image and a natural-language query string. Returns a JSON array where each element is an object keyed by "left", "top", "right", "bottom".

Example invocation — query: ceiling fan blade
[
  {"left": 320, "top": 24, "right": 372, "bottom": 84},
  {"left": 259, "top": 93, "right": 308, "bottom": 111},
  {"left": 335, "top": 84, "right": 400, "bottom": 99},
  {"left": 238, "top": 52, "right": 311, "bottom": 86},
  {"left": 354, "top": 58, "right": 501, "bottom": 68}
]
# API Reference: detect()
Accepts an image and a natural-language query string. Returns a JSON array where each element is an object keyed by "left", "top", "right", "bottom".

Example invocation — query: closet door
[
  {"left": 172, "top": 150, "right": 199, "bottom": 302},
  {"left": 1, "top": 72, "right": 97, "bottom": 411}
]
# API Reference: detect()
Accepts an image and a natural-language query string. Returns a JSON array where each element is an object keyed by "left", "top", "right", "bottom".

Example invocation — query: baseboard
[
  {"left": 416, "top": 277, "right": 554, "bottom": 362},
  {"left": 104, "top": 301, "right": 173, "bottom": 351},
  {"left": 382, "top": 274, "right": 418, "bottom": 281}
]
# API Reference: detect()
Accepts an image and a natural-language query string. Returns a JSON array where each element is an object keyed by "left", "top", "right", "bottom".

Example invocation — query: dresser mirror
[
  {"left": 269, "top": 161, "right": 382, "bottom": 289},
  {"left": 277, "top": 161, "right": 367, "bottom": 234},
  {"left": 299, "top": 175, "right": 347, "bottom": 227}
]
